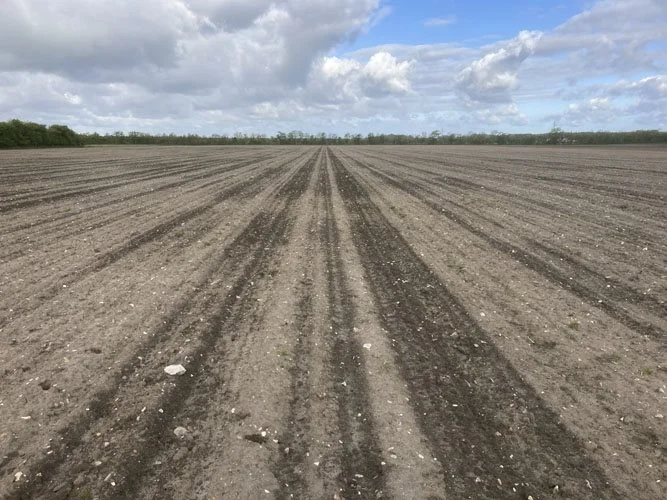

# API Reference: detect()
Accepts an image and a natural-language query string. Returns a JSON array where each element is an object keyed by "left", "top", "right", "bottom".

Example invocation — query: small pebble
[{"left": 164, "top": 364, "right": 186, "bottom": 376}]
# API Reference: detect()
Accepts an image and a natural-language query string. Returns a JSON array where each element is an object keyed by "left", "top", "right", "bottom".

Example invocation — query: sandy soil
[{"left": 0, "top": 145, "right": 664, "bottom": 499}]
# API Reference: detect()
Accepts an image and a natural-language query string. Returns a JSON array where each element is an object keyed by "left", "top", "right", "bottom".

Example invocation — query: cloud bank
[{"left": 0, "top": 0, "right": 665, "bottom": 133}]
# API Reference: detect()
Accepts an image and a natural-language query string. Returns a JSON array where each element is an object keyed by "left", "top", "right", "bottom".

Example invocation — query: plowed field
[{"left": 1, "top": 145, "right": 665, "bottom": 499}]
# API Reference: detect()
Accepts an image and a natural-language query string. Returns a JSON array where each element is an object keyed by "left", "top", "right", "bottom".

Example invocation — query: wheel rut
[
  {"left": 0, "top": 154, "right": 274, "bottom": 213},
  {"left": 271, "top": 166, "right": 321, "bottom": 499},
  {"left": 6, "top": 151, "right": 317, "bottom": 500},
  {"left": 321, "top": 151, "right": 385, "bottom": 498},
  {"left": 0, "top": 151, "right": 286, "bottom": 239},
  {"left": 272, "top": 149, "right": 385, "bottom": 499},
  {"left": 329, "top": 148, "right": 618, "bottom": 499},
  {"left": 341, "top": 151, "right": 666, "bottom": 344},
  {"left": 0, "top": 155, "right": 294, "bottom": 330}
]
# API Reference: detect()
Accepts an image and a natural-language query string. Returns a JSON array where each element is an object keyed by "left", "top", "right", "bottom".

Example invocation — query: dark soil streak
[
  {"left": 533, "top": 174, "right": 665, "bottom": 202},
  {"left": 127, "top": 150, "right": 318, "bottom": 498},
  {"left": 0, "top": 151, "right": 289, "bottom": 239},
  {"left": 322, "top": 150, "right": 385, "bottom": 498},
  {"left": 353, "top": 148, "right": 665, "bottom": 243},
  {"left": 343, "top": 152, "right": 666, "bottom": 344},
  {"left": 0, "top": 163, "right": 287, "bottom": 265},
  {"left": 7, "top": 151, "right": 318, "bottom": 500},
  {"left": 0, "top": 154, "right": 275, "bottom": 213},
  {"left": 329, "top": 148, "right": 618, "bottom": 499},
  {"left": 273, "top": 276, "right": 316, "bottom": 499},
  {"left": 113, "top": 152, "right": 317, "bottom": 499},
  {"left": 528, "top": 240, "right": 666, "bottom": 320},
  {"left": 0, "top": 157, "right": 291, "bottom": 330},
  {"left": 272, "top": 151, "right": 323, "bottom": 499}
]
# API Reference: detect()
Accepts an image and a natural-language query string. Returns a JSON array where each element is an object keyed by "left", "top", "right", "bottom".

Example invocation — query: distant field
[{"left": 1, "top": 145, "right": 665, "bottom": 499}]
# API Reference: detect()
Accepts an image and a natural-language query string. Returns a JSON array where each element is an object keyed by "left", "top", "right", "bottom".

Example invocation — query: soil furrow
[
  {"left": 321, "top": 151, "right": 386, "bottom": 498},
  {"left": 0, "top": 153, "right": 275, "bottom": 213},
  {"left": 271, "top": 165, "right": 322, "bottom": 498},
  {"left": 329, "top": 148, "right": 619, "bottom": 499},
  {"left": 123, "top": 149, "right": 320, "bottom": 498},
  {"left": 341, "top": 151, "right": 666, "bottom": 343},
  {"left": 527, "top": 240, "right": 666, "bottom": 319},
  {"left": 0, "top": 154, "right": 296, "bottom": 263},
  {"left": 0, "top": 152, "right": 283, "bottom": 237},
  {"left": 6, "top": 150, "right": 318, "bottom": 500},
  {"left": 2, "top": 145, "right": 664, "bottom": 499},
  {"left": 0, "top": 158, "right": 285, "bottom": 329},
  {"left": 354, "top": 148, "right": 666, "bottom": 239}
]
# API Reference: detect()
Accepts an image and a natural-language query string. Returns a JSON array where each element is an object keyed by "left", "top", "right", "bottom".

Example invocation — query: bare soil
[{"left": 0, "top": 145, "right": 665, "bottom": 499}]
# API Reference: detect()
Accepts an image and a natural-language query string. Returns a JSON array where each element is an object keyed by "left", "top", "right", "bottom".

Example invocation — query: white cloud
[
  {"left": 610, "top": 75, "right": 667, "bottom": 99},
  {"left": 362, "top": 52, "right": 413, "bottom": 94},
  {"left": 424, "top": 16, "right": 456, "bottom": 27},
  {"left": 473, "top": 103, "right": 529, "bottom": 126},
  {"left": 0, "top": 0, "right": 380, "bottom": 89},
  {"left": 537, "top": 0, "right": 666, "bottom": 73},
  {"left": 0, "top": 0, "right": 665, "bottom": 134},
  {"left": 552, "top": 97, "right": 616, "bottom": 127},
  {"left": 309, "top": 52, "right": 413, "bottom": 103},
  {"left": 455, "top": 31, "right": 542, "bottom": 103}
]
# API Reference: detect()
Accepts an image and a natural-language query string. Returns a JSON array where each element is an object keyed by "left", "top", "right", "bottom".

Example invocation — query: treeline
[
  {"left": 0, "top": 119, "right": 84, "bottom": 148},
  {"left": 2, "top": 119, "right": 666, "bottom": 148},
  {"left": 80, "top": 128, "right": 667, "bottom": 146}
]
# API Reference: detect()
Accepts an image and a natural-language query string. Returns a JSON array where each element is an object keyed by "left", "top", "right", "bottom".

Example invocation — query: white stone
[{"left": 164, "top": 364, "right": 186, "bottom": 376}]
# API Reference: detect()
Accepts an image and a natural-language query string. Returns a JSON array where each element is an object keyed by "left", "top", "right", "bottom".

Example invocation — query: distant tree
[
  {"left": 0, "top": 119, "right": 83, "bottom": 148},
  {"left": 9, "top": 120, "right": 664, "bottom": 148}
]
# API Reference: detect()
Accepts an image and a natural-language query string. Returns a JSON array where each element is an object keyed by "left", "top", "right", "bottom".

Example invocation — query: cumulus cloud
[
  {"left": 551, "top": 97, "right": 616, "bottom": 127},
  {"left": 455, "top": 30, "right": 542, "bottom": 103},
  {"left": 473, "top": 103, "right": 528, "bottom": 126},
  {"left": 611, "top": 75, "right": 667, "bottom": 126},
  {"left": 0, "top": 0, "right": 380, "bottom": 89},
  {"left": 309, "top": 52, "right": 413, "bottom": 103},
  {"left": 0, "top": 1, "right": 199, "bottom": 77},
  {"left": 362, "top": 52, "right": 413, "bottom": 94},
  {"left": 537, "top": 0, "right": 666, "bottom": 73},
  {"left": 0, "top": 0, "right": 665, "bottom": 134},
  {"left": 610, "top": 75, "right": 667, "bottom": 100}
]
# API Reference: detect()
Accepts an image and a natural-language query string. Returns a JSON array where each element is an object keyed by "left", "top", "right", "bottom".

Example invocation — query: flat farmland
[{"left": 0, "top": 145, "right": 665, "bottom": 499}]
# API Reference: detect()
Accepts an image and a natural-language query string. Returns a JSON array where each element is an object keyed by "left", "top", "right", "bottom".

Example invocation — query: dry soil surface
[{"left": 0, "top": 145, "right": 665, "bottom": 499}]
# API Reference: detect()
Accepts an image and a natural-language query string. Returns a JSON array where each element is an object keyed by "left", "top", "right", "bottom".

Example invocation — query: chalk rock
[{"left": 164, "top": 364, "right": 186, "bottom": 376}]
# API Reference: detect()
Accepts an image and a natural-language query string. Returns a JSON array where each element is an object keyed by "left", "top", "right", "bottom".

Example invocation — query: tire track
[
  {"left": 321, "top": 151, "right": 385, "bottom": 498},
  {"left": 272, "top": 170, "right": 322, "bottom": 499},
  {"left": 359, "top": 155, "right": 666, "bottom": 320},
  {"left": 1, "top": 152, "right": 307, "bottom": 478},
  {"left": 353, "top": 149, "right": 666, "bottom": 242},
  {"left": 528, "top": 240, "right": 666, "bottom": 319},
  {"left": 0, "top": 151, "right": 303, "bottom": 263},
  {"left": 0, "top": 154, "right": 298, "bottom": 330},
  {"left": 0, "top": 154, "right": 273, "bottom": 213},
  {"left": 119, "top": 149, "right": 318, "bottom": 498},
  {"left": 272, "top": 150, "right": 385, "bottom": 499},
  {"left": 329, "top": 148, "right": 618, "bottom": 499},
  {"left": 533, "top": 174, "right": 665, "bottom": 202},
  {"left": 7, "top": 150, "right": 319, "bottom": 500},
  {"left": 339, "top": 150, "right": 666, "bottom": 344},
  {"left": 0, "top": 153, "right": 278, "bottom": 236}
]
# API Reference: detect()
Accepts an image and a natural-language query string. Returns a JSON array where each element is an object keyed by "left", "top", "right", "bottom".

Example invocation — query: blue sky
[
  {"left": 345, "top": 1, "right": 581, "bottom": 50},
  {"left": 0, "top": 0, "right": 665, "bottom": 135}
]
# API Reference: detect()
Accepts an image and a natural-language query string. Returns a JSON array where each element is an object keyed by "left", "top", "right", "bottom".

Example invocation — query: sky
[{"left": 0, "top": 0, "right": 665, "bottom": 136}]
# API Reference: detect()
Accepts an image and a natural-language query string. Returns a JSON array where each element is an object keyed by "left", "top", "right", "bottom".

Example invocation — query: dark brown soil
[{"left": 0, "top": 145, "right": 664, "bottom": 499}]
